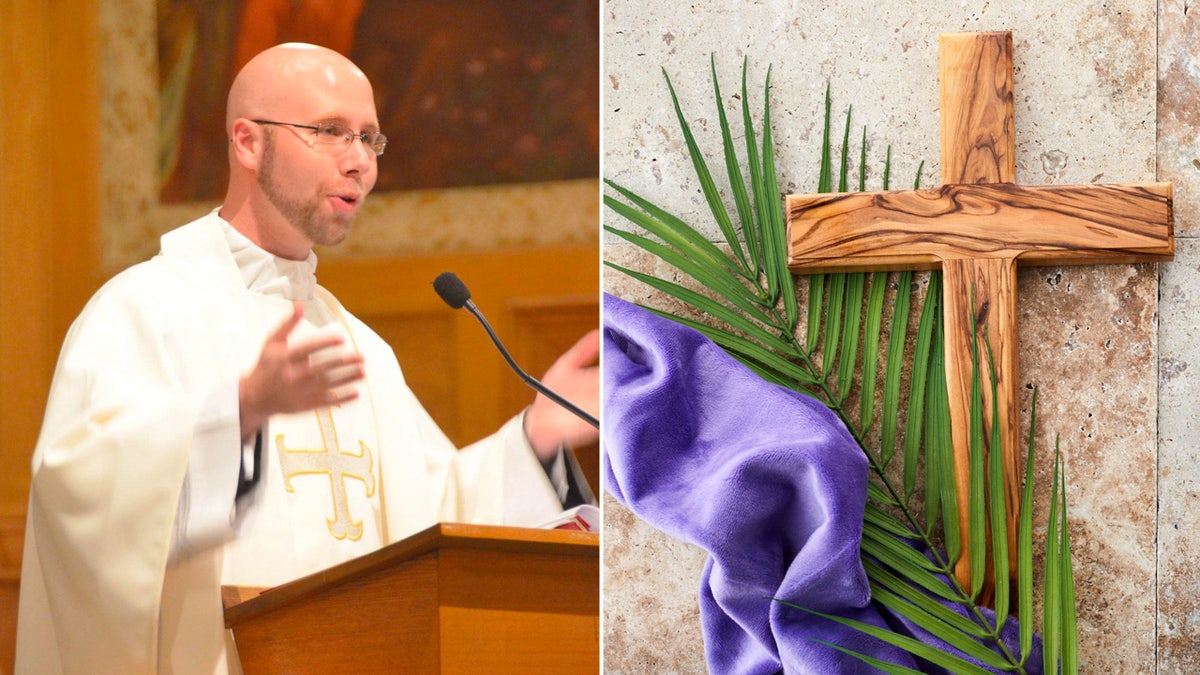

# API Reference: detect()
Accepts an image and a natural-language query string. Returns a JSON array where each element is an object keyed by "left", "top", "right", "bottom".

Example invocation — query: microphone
[{"left": 433, "top": 272, "right": 599, "bottom": 429}]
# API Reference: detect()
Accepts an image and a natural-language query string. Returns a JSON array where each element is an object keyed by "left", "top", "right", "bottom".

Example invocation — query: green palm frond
[{"left": 603, "top": 59, "right": 1079, "bottom": 672}]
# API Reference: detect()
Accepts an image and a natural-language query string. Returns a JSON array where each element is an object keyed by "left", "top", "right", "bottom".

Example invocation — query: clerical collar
[{"left": 219, "top": 218, "right": 319, "bottom": 301}]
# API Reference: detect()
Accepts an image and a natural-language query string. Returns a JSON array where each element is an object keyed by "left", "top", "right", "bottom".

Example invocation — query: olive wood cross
[{"left": 785, "top": 31, "right": 1173, "bottom": 591}]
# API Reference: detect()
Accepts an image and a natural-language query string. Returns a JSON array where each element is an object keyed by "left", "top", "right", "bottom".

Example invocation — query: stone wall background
[
  {"left": 603, "top": 0, "right": 1199, "bottom": 671},
  {"left": 1156, "top": 1, "right": 1200, "bottom": 669}
]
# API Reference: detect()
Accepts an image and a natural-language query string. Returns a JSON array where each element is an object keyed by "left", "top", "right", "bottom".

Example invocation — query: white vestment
[{"left": 15, "top": 212, "right": 566, "bottom": 674}]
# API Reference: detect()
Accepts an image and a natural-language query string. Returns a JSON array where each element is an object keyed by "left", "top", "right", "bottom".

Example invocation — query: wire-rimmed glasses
[{"left": 253, "top": 119, "right": 388, "bottom": 156}]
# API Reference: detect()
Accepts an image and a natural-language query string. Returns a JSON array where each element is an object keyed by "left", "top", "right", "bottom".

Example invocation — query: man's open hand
[
  {"left": 238, "top": 301, "right": 366, "bottom": 439},
  {"left": 524, "top": 329, "right": 600, "bottom": 462}
]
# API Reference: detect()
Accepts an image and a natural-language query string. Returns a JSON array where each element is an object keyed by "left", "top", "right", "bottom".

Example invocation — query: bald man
[{"left": 15, "top": 43, "right": 598, "bottom": 674}]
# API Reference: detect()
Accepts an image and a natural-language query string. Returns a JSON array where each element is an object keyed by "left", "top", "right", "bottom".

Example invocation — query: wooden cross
[
  {"left": 785, "top": 31, "right": 1173, "bottom": 591},
  {"left": 277, "top": 407, "right": 377, "bottom": 541}
]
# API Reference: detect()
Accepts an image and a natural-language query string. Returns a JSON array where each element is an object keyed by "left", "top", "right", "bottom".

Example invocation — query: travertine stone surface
[
  {"left": 1016, "top": 264, "right": 1159, "bottom": 670},
  {"left": 1157, "top": 4, "right": 1200, "bottom": 669},
  {"left": 1157, "top": 240, "right": 1200, "bottom": 670},
  {"left": 1158, "top": 1, "right": 1200, "bottom": 239},
  {"left": 99, "top": 0, "right": 596, "bottom": 273},
  {"left": 602, "top": 493, "right": 707, "bottom": 674},
  {"left": 604, "top": 0, "right": 1162, "bottom": 671}
]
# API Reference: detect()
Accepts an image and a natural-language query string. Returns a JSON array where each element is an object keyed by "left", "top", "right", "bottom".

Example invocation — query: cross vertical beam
[
  {"left": 939, "top": 32, "right": 1021, "bottom": 590},
  {"left": 785, "top": 31, "right": 1173, "bottom": 594}
]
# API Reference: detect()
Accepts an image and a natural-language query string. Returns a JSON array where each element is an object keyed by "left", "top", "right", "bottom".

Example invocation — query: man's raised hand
[
  {"left": 523, "top": 329, "right": 600, "bottom": 462},
  {"left": 238, "top": 301, "right": 366, "bottom": 439}
]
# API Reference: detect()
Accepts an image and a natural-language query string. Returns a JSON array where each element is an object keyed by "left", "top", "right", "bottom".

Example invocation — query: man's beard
[{"left": 258, "top": 132, "right": 355, "bottom": 247}]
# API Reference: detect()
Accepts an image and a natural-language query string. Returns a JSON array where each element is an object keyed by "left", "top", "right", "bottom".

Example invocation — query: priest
[{"left": 15, "top": 43, "right": 598, "bottom": 674}]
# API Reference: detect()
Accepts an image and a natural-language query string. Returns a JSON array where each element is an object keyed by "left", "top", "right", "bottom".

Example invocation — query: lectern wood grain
[
  {"left": 786, "top": 31, "right": 1173, "bottom": 593},
  {"left": 225, "top": 524, "right": 598, "bottom": 673}
]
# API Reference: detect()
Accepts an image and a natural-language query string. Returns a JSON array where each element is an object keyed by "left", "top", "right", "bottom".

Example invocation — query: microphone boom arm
[{"left": 463, "top": 300, "right": 600, "bottom": 429}]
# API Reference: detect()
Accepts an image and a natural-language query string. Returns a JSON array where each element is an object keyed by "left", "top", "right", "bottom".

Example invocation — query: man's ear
[{"left": 229, "top": 118, "right": 264, "bottom": 171}]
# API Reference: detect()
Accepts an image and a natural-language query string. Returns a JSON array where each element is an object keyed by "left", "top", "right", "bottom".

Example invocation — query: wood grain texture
[
  {"left": 438, "top": 546, "right": 599, "bottom": 672},
  {"left": 939, "top": 32, "right": 1015, "bottom": 186},
  {"left": 232, "top": 554, "right": 444, "bottom": 673},
  {"left": 785, "top": 31, "right": 1174, "bottom": 595},
  {"left": 787, "top": 182, "right": 1173, "bottom": 271},
  {"left": 940, "top": 36, "right": 1016, "bottom": 587},
  {"left": 942, "top": 257, "right": 1020, "bottom": 589},
  {"left": 226, "top": 524, "right": 598, "bottom": 673}
]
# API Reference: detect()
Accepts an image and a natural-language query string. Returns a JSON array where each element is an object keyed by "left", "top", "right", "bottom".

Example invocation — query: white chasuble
[
  {"left": 220, "top": 285, "right": 387, "bottom": 587},
  {"left": 16, "top": 212, "right": 565, "bottom": 675}
]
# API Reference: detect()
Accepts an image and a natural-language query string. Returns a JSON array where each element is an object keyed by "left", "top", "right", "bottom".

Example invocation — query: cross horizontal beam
[{"left": 788, "top": 182, "right": 1173, "bottom": 273}]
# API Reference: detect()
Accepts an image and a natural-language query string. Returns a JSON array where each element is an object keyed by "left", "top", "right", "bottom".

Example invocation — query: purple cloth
[{"left": 602, "top": 294, "right": 1039, "bottom": 674}]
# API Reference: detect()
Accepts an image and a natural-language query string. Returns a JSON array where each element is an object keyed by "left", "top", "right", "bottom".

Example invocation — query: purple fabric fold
[{"left": 602, "top": 294, "right": 1040, "bottom": 674}]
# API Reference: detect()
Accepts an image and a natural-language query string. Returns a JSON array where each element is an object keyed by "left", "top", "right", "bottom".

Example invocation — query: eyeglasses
[{"left": 253, "top": 119, "right": 388, "bottom": 156}]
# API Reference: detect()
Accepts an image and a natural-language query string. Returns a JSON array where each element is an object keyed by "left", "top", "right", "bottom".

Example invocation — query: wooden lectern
[{"left": 223, "top": 523, "right": 599, "bottom": 673}]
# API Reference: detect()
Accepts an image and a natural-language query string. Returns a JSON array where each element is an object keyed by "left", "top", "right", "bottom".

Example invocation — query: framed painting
[{"left": 158, "top": 0, "right": 599, "bottom": 203}]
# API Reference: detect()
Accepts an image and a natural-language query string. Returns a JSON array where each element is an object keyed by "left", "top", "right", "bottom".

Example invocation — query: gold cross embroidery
[{"left": 276, "top": 407, "right": 377, "bottom": 541}]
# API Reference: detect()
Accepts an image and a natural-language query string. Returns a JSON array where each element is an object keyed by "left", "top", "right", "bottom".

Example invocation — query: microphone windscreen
[{"left": 433, "top": 272, "right": 472, "bottom": 309}]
